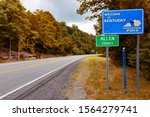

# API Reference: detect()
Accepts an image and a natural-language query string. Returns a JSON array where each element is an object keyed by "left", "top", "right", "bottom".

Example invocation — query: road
[{"left": 0, "top": 55, "right": 86, "bottom": 99}]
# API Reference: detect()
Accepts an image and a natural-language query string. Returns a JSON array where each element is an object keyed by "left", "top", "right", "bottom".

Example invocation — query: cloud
[
  {"left": 20, "top": 0, "right": 96, "bottom": 34},
  {"left": 21, "top": 0, "right": 84, "bottom": 22},
  {"left": 67, "top": 21, "right": 96, "bottom": 35},
  {"left": 21, "top": 0, "right": 53, "bottom": 11}
]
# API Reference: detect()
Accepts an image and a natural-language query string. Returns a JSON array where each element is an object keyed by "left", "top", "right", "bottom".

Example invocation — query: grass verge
[{"left": 74, "top": 55, "right": 150, "bottom": 100}]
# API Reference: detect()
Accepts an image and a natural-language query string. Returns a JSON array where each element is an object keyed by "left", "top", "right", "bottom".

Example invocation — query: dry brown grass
[
  {"left": 71, "top": 57, "right": 90, "bottom": 86},
  {"left": 78, "top": 56, "right": 150, "bottom": 100},
  {"left": 65, "top": 58, "right": 90, "bottom": 99}
]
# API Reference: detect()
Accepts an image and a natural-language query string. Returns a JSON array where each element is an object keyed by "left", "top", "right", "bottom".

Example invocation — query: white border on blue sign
[{"left": 102, "top": 9, "right": 144, "bottom": 34}]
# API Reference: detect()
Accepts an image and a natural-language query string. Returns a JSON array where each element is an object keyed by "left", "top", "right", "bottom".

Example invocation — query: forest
[
  {"left": 0, "top": 0, "right": 150, "bottom": 80},
  {"left": 0, "top": 0, "right": 96, "bottom": 60},
  {"left": 77, "top": 0, "right": 150, "bottom": 80}
]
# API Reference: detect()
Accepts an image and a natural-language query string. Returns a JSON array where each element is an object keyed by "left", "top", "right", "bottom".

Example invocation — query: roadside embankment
[{"left": 67, "top": 55, "right": 150, "bottom": 100}]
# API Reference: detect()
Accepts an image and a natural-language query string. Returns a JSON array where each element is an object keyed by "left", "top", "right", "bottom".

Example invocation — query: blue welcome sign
[{"left": 102, "top": 9, "right": 144, "bottom": 34}]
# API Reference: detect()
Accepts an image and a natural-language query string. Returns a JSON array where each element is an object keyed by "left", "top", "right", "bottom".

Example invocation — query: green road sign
[{"left": 96, "top": 35, "right": 119, "bottom": 47}]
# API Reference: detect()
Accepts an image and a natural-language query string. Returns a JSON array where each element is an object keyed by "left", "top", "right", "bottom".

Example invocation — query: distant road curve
[{"left": 0, "top": 55, "right": 88, "bottom": 99}]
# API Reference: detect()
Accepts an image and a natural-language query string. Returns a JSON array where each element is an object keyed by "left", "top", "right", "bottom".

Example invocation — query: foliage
[
  {"left": 76, "top": 56, "right": 150, "bottom": 99},
  {"left": 77, "top": 0, "right": 150, "bottom": 80},
  {"left": 0, "top": 0, "right": 96, "bottom": 57}
]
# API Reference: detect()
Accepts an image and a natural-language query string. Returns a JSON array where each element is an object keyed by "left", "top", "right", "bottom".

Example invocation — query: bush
[{"left": 20, "top": 54, "right": 25, "bottom": 60}]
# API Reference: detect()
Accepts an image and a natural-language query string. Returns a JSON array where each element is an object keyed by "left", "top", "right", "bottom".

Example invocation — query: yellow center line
[
  {"left": 0, "top": 58, "right": 71, "bottom": 75},
  {"left": 0, "top": 64, "right": 39, "bottom": 75},
  {"left": 26, "top": 64, "right": 39, "bottom": 68},
  {"left": 0, "top": 68, "right": 21, "bottom": 75}
]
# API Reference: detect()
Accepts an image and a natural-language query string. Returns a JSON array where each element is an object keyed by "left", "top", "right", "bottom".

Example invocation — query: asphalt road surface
[{"left": 0, "top": 55, "right": 86, "bottom": 99}]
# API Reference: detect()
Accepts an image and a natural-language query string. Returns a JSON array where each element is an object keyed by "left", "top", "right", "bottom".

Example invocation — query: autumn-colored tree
[
  {"left": 77, "top": 0, "right": 150, "bottom": 79},
  {"left": 0, "top": 0, "right": 31, "bottom": 60},
  {"left": 0, "top": 0, "right": 96, "bottom": 59}
]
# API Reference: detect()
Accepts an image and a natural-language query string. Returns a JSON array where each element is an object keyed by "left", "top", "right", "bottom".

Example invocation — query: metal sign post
[
  {"left": 102, "top": 9, "right": 144, "bottom": 92},
  {"left": 96, "top": 35, "right": 119, "bottom": 90},
  {"left": 136, "top": 35, "right": 140, "bottom": 92},
  {"left": 106, "top": 47, "right": 109, "bottom": 90},
  {"left": 122, "top": 47, "right": 127, "bottom": 93}
]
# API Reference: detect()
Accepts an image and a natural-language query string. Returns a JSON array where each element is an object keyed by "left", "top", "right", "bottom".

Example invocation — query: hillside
[{"left": 0, "top": 0, "right": 96, "bottom": 62}]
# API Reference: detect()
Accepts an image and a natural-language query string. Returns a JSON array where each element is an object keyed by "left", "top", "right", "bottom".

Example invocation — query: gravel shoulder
[
  {"left": 22, "top": 60, "right": 85, "bottom": 100},
  {"left": 64, "top": 59, "right": 89, "bottom": 100},
  {"left": 23, "top": 55, "right": 150, "bottom": 100}
]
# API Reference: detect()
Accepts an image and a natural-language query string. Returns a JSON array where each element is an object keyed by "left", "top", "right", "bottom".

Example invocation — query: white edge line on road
[{"left": 0, "top": 57, "right": 83, "bottom": 99}]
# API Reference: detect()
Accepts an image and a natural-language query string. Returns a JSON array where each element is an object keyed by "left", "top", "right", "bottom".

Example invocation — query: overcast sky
[{"left": 20, "top": 0, "right": 96, "bottom": 35}]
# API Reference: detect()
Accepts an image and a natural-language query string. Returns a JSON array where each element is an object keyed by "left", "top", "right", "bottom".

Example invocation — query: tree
[
  {"left": 0, "top": 0, "right": 31, "bottom": 60},
  {"left": 77, "top": 0, "right": 150, "bottom": 79},
  {"left": 0, "top": 0, "right": 8, "bottom": 49},
  {"left": 0, "top": 0, "right": 96, "bottom": 59},
  {"left": 28, "top": 10, "right": 59, "bottom": 54}
]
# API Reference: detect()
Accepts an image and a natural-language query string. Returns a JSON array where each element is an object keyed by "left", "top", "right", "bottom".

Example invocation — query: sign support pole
[
  {"left": 136, "top": 35, "right": 140, "bottom": 93},
  {"left": 106, "top": 47, "right": 109, "bottom": 90},
  {"left": 122, "top": 47, "right": 127, "bottom": 93}
]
